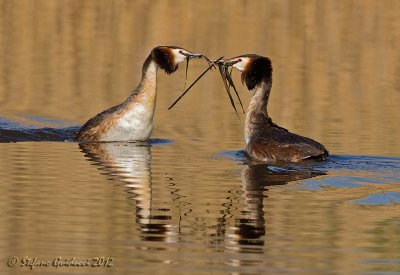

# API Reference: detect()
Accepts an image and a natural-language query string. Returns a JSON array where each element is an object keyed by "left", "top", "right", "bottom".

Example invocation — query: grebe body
[{"left": 76, "top": 46, "right": 202, "bottom": 142}]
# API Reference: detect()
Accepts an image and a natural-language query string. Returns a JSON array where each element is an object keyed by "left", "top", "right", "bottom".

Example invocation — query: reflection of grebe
[
  {"left": 80, "top": 142, "right": 175, "bottom": 242},
  {"left": 227, "top": 164, "right": 326, "bottom": 256},
  {"left": 219, "top": 55, "right": 329, "bottom": 163},
  {"left": 76, "top": 46, "right": 203, "bottom": 142}
]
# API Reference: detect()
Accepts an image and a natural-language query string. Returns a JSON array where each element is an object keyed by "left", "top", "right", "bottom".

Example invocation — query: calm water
[{"left": 1, "top": 1, "right": 400, "bottom": 274}]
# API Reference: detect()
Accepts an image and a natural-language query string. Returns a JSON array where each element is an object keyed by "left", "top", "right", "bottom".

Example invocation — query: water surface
[{"left": 1, "top": 1, "right": 399, "bottom": 274}]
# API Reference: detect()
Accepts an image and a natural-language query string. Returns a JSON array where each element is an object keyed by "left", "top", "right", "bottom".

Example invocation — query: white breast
[
  {"left": 245, "top": 136, "right": 250, "bottom": 145},
  {"left": 101, "top": 103, "right": 154, "bottom": 141}
]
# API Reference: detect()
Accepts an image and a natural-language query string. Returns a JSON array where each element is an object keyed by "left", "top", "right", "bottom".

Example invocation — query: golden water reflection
[
  {"left": 80, "top": 142, "right": 328, "bottom": 266},
  {"left": 0, "top": 141, "right": 399, "bottom": 274},
  {"left": 80, "top": 142, "right": 178, "bottom": 243}
]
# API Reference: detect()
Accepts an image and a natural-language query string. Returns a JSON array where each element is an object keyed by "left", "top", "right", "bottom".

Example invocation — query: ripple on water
[
  {"left": 353, "top": 192, "right": 400, "bottom": 205},
  {"left": 219, "top": 150, "right": 400, "bottom": 206}
]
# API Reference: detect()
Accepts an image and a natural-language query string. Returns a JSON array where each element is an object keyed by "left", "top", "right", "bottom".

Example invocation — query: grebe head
[
  {"left": 221, "top": 54, "right": 272, "bottom": 90},
  {"left": 152, "top": 46, "right": 203, "bottom": 74}
]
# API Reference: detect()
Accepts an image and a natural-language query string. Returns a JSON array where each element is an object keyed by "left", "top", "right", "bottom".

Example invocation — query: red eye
[
  {"left": 239, "top": 58, "right": 242, "bottom": 62},
  {"left": 179, "top": 50, "right": 183, "bottom": 54}
]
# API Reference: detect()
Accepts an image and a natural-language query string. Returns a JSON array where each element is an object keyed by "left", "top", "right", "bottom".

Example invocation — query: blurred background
[{"left": 0, "top": 0, "right": 399, "bottom": 155}]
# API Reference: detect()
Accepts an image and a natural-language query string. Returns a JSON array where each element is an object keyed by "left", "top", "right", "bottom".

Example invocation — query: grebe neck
[
  {"left": 244, "top": 80, "right": 272, "bottom": 143},
  {"left": 247, "top": 80, "right": 271, "bottom": 117},
  {"left": 141, "top": 53, "right": 158, "bottom": 82},
  {"left": 126, "top": 54, "right": 158, "bottom": 103}
]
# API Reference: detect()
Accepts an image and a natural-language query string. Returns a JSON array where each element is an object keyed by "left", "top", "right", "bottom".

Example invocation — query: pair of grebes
[{"left": 76, "top": 46, "right": 328, "bottom": 163}]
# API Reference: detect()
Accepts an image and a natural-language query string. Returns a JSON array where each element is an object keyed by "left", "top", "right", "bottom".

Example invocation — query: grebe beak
[
  {"left": 226, "top": 59, "right": 241, "bottom": 66},
  {"left": 180, "top": 50, "right": 214, "bottom": 67},
  {"left": 187, "top": 53, "right": 203, "bottom": 59},
  {"left": 184, "top": 52, "right": 215, "bottom": 68},
  {"left": 214, "top": 58, "right": 242, "bottom": 67},
  {"left": 180, "top": 51, "right": 203, "bottom": 60}
]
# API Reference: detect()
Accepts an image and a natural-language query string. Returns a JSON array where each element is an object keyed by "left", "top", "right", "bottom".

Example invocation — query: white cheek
[
  {"left": 175, "top": 55, "right": 186, "bottom": 63},
  {"left": 233, "top": 61, "right": 246, "bottom": 71},
  {"left": 172, "top": 49, "right": 186, "bottom": 64}
]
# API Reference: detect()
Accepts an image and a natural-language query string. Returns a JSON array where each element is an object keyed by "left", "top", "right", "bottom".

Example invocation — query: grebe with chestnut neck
[
  {"left": 219, "top": 54, "right": 329, "bottom": 163},
  {"left": 76, "top": 46, "right": 203, "bottom": 142}
]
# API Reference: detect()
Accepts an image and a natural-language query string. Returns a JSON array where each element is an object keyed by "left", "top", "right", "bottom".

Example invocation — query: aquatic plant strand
[
  {"left": 168, "top": 57, "right": 223, "bottom": 110},
  {"left": 182, "top": 58, "right": 189, "bottom": 92},
  {"left": 225, "top": 66, "right": 245, "bottom": 114},
  {"left": 218, "top": 64, "right": 239, "bottom": 118},
  {"left": 225, "top": 66, "right": 245, "bottom": 113}
]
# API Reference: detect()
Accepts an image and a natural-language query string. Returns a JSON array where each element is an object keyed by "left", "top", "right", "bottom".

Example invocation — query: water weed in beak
[
  {"left": 225, "top": 65, "right": 245, "bottom": 114},
  {"left": 218, "top": 63, "right": 239, "bottom": 118},
  {"left": 168, "top": 56, "right": 223, "bottom": 110}
]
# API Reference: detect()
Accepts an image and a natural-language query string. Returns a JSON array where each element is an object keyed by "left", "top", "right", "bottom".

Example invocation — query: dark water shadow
[
  {"left": 0, "top": 126, "right": 80, "bottom": 142},
  {"left": 0, "top": 115, "right": 79, "bottom": 142}
]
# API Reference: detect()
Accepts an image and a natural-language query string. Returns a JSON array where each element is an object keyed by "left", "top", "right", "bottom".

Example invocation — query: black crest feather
[
  {"left": 241, "top": 56, "right": 272, "bottom": 90},
  {"left": 152, "top": 47, "right": 178, "bottom": 74}
]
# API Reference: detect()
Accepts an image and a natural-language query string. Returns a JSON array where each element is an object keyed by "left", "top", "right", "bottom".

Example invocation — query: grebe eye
[{"left": 179, "top": 50, "right": 184, "bottom": 54}]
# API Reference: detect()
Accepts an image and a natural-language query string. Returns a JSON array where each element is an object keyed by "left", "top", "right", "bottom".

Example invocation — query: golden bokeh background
[{"left": 0, "top": 0, "right": 399, "bottom": 155}]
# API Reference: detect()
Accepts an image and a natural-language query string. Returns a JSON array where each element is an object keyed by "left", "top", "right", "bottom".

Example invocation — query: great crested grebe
[
  {"left": 76, "top": 46, "right": 203, "bottom": 142},
  {"left": 219, "top": 54, "right": 329, "bottom": 163}
]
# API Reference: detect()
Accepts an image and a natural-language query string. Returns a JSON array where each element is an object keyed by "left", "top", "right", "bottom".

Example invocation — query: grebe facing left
[
  {"left": 219, "top": 55, "right": 329, "bottom": 163},
  {"left": 76, "top": 46, "right": 203, "bottom": 142}
]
